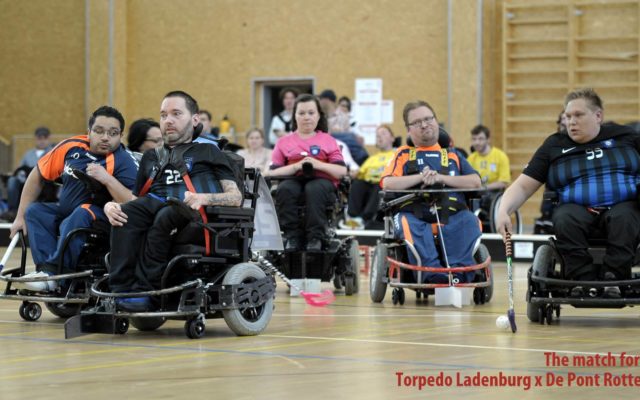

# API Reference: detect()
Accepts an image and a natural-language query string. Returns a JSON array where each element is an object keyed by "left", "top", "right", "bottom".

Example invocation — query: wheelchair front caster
[
  {"left": 392, "top": 288, "right": 405, "bottom": 305},
  {"left": 114, "top": 318, "right": 129, "bottom": 334},
  {"left": 185, "top": 317, "right": 206, "bottom": 339},
  {"left": 473, "top": 288, "right": 486, "bottom": 305},
  {"left": 19, "top": 302, "right": 42, "bottom": 322},
  {"left": 545, "top": 305, "right": 554, "bottom": 325}
]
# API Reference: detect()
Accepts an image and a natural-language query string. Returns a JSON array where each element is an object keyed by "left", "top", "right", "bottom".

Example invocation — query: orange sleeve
[
  {"left": 380, "top": 147, "right": 410, "bottom": 187},
  {"left": 37, "top": 136, "right": 89, "bottom": 181}
]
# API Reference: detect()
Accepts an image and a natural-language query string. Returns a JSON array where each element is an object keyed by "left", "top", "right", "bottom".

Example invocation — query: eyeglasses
[
  {"left": 408, "top": 116, "right": 436, "bottom": 128},
  {"left": 91, "top": 127, "right": 121, "bottom": 138}
]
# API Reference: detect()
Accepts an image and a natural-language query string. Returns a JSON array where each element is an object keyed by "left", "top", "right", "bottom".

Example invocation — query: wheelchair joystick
[{"left": 302, "top": 162, "right": 314, "bottom": 178}]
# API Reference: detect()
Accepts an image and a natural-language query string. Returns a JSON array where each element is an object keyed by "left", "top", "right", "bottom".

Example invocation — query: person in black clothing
[
  {"left": 496, "top": 89, "right": 640, "bottom": 295},
  {"left": 104, "top": 91, "right": 242, "bottom": 312}
]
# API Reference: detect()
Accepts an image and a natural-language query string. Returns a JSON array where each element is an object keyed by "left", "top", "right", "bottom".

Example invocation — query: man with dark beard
[{"left": 104, "top": 91, "right": 242, "bottom": 312}]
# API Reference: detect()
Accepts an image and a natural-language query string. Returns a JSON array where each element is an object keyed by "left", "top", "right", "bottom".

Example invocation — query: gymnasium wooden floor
[{"left": 1, "top": 248, "right": 639, "bottom": 400}]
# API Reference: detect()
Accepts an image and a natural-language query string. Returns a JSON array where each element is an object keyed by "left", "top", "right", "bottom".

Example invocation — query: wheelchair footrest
[{"left": 65, "top": 313, "right": 120, "bottom": 339}]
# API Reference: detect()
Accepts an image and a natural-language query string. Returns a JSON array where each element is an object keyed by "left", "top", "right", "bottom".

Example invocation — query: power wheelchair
[
  {"left": 267, "top": 163, "right": 360, "bottom": 296},
  {"left": 0, "top": 169, "right": 112, "bottom": 321},
  {"left": 65, "top": 165, "right": 277, "bottom": 339},
  {"left": 0, "top": 226, "right": 110, "bottom": 321},
  {"left": 369, "top": 188, "right": 493, "bottom": 306},
  {"left": 472, "top": 189, "right": 523, "bottom": 234},
  {"left": 527, "top": 233, "right": 640, "bottom": 325}
]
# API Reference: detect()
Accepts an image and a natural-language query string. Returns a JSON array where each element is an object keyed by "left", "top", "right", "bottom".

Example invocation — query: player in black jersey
[
  {"left": 104, "top": 91, "right": 242, "bottom": 312},
  {"left": 497, "top": 89, "right": 640, "bottom": 290}
]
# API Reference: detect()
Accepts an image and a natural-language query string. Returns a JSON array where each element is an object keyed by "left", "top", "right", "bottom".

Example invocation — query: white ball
[{"left": 496, "top": 315, "right": 510, "bottom": 329}]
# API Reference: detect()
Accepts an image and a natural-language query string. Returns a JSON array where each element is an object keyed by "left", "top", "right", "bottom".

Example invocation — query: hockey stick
[
  {"left": 505, "top": 231, "right": 517, "bottom": 333},
  {"left": 0, "top": 234, "right": 19, "bottom": 272}
]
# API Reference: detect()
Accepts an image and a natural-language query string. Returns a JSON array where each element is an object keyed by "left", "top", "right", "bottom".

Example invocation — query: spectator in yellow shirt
[
  {"left": 468, "top": 125, "right": 511, "bottom": 190},
  {"left": 342, "top": 125, "right": 397, "bottom": 230}
]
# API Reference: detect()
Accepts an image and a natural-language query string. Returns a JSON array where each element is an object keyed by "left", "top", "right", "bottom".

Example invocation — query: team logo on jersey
[
  {"left": 602, "top": 139, "right": 614, "bottom": 148},
  {"left": 310, "top": 145, "right": 320, "bottom": 156},
  {"left": 184, "top": 157, "right": 193, "bottom": 172}
]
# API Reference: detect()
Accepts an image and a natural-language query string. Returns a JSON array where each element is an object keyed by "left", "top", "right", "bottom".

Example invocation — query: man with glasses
[
  {"left": 380, "top": 100, "right": 482, "bottom": 283},
  {"left": 9, "top": 106, "right": 138, "bottom": 292}
]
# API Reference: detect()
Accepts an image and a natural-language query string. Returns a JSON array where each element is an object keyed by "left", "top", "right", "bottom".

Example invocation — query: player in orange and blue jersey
[{"left": 9, "top": 106, "right": 138, "bottom": 292}]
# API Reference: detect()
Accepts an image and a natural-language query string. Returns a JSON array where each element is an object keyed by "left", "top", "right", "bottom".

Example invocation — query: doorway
[{"left": 251, "top": 77, "right": 315, "bottom": 146}]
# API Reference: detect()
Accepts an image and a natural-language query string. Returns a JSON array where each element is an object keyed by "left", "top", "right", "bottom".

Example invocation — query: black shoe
[
  {"left": 306, "top": 238, "right": 323, "bottom": 252},
  {"left": 285, "top": 237, "right": 302, "bottom": 252}
]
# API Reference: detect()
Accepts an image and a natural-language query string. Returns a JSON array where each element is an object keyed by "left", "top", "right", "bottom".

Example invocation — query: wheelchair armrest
[
  {"left": 378, "top": 191, "right": 420, "bottom": 213},
  {"left": 204, "top": 206, "right": 255, "bottom": 219}
]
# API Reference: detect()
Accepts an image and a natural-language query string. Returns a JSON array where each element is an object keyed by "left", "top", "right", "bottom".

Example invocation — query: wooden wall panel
[{"left": 0, "top": 0, "right": 85, "bottom": 146}]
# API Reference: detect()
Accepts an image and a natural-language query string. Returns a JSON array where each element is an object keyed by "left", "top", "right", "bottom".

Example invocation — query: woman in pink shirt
[{"left": 268, "top": 94, "right": 347, "bottom": 252}]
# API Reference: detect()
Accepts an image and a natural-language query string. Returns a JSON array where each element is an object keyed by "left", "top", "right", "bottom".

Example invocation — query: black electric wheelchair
[
  {"left": 266, "top": 164, "right": 360, "bottom": 296},
  {"left": 0, "top": 169, "right": 112, "bottom": 322},
  {"left": 369, "top": 188, "right": 493, "bottom": 306},
  {"left": 65, "top": 165, "right": 277, "bottom": 340},
  {"left": 526, "top": 237, "right": 640, "bottom": 325},
  {"left": 473, "top": 189, "right": 523, "bottom": 234}
]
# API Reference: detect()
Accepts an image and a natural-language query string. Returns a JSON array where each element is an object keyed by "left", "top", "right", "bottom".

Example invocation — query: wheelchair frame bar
[
  {"left": 91, "top": 275, "right": 202, "bottom": 298},
  {"left": 0, "top": 294, "right": 89, "bottom": 303},
  {"left": 531, "top": 275, "right": 640, "bottom": 288},
  {"left": 0, "top": 270, "right": 93, "bottom": 283},
  {"left": 529, "top": 296, "right": 640, "bottom": 306},
  {"left": 386, "top": 256, "right": 492, "bottom": 289}
]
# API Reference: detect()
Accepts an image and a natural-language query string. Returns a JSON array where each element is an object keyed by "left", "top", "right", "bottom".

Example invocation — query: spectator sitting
[
  {"left": 193, "top": 109, "right": 221, "bottom": 147},
  {"left": 237, "top": 127, "right": 272, "bottom": 172},
  {"left": 321, "top": 90, "right": 369, "bottom": 165},
  {"left": 1, "top": 127, "right": 55, "bottom": 222},
  {"left": 126, "top": 118, "right": 163, "bottom": 161},
  {"left": 467, "top": 124, "right": 511, "bottom": 191},
  {"left": 342, "top": 124, "right": 397, "bottom": 230},
  {"left": 335, "top": 138, "right": 360, "bottom": 178}
]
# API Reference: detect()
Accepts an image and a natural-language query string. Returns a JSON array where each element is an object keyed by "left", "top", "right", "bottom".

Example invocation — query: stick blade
[
  {"left": 300, "top": 290, "right": 336, "bottom": 307},
  {"left": 507, "top": 309, "right": 517, "bottom": 333}
]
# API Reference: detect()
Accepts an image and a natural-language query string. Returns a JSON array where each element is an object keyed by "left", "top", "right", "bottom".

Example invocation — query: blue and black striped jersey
[{"left": 523, "top": 123, "right": 640, "bottom": 207}]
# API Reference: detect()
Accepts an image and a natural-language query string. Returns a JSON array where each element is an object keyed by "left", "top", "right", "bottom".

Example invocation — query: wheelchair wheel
[
  {"left": 473, "top": 243, "right": 493, "bottom": 303},
  {"left": 222, "top": 262, "right": 274, "bottom": 336},
  {"left": 370, "top": 243, "right": 388, "bottom": 303},
  {"left": 526, "top": 302, "right": 540, "bottom": 323},
  {"left": 489, "top": 192, "right": 523, "bottom": 234},
  {"left": 344, "top": 239, "right": 360, "bottom": 296},
  {"left": 19, "top": 302, "right": 42, "bottom": 322},
  {"left": 527, "top": 244, "right": 554, "bottom": 322},
  {"left": 114, "top": 318, "right": 129, "bottom": 335},
  {"left": 45, "top": 302, "right": 82, "bottom": 319},
  {"left": 184, "top": 317, "right": 206, "bottom": 339},
  {"left": 333, "top": 274, "right": 343, "bottom": 290},
  {"left": 531, "top": 244, "right": 554, "bottom": 290},
  {"left": 130, "top": 317, "right": 166, "bottom": 331}
]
